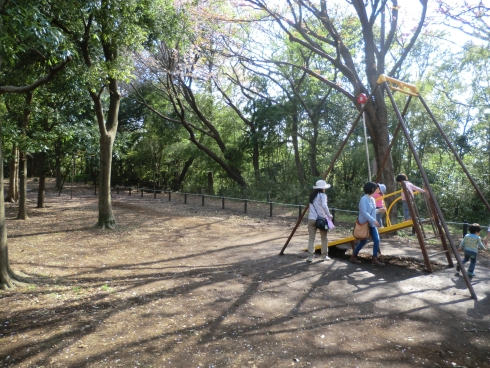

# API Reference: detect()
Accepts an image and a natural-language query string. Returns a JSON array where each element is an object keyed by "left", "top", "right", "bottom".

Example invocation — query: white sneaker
[
  {"left": 322, "top": 255, "right": 331, "bottom": 261},
  {"left": 306, "top": 256, "right": 314, "bottom": 263}
]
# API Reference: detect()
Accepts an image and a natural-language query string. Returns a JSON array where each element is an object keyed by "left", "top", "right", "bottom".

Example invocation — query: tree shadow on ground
[
  {"left": 2, "top": 244, "right": 489, "bottom": 367},
  {"left": 2, "top": 185, "right": 489, "bottom": 367}
]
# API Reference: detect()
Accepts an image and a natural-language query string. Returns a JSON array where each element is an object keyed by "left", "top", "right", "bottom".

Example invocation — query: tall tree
[
  {"left": 132, "top": 42, "right": 248, "bottom": 187},
  {"left": 0, "top": 0, "right": 71, "bottom": 288},
  {"left": 17, "top": 91, "right": 33, "bottom": 220},
  {"left": 240, "top": 0, "right": 428, "bottom": 197},
  {"left": 49, "top": 0, "right": 179, "bottom": 228}
]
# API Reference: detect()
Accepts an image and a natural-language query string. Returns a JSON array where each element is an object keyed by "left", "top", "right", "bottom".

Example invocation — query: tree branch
[
  {"left": 243, "top": 57, "right": 355, "bottom": 101},
  {"left": 0, "top": 56, "right": 72, "bottom": 95},
  {"left": 388, "top": 0, "right": 427, "bottom": 77}
]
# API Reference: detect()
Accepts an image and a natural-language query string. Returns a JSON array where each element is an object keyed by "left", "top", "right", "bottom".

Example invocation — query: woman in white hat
[{"left": 307, "top": 180, "right": 333, "bottom": 262}]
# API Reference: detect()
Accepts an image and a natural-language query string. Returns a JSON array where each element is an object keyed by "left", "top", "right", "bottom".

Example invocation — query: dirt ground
[{"left": 1, "top": 181, "right": 489, "bottom": 368}]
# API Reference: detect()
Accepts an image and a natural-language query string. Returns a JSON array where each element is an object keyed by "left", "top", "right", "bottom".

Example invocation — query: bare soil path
[{"left": 1, "top": 182, "right": 489, "bottom": 368}]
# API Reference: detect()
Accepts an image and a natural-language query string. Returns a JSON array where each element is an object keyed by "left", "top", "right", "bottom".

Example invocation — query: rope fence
[{"left": 111, "top": 186, "right": 489, "bottom": 238}]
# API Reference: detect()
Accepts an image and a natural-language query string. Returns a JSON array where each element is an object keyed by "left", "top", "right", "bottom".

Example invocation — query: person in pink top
[
  {"left": 372, "top": 183, "right": 386, "bottom": 227},
  {"left": 395, "top": 174, "right": 425, "bottom": 220}
]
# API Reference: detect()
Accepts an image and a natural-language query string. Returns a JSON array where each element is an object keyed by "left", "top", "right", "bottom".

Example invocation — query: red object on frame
[{"left": 357, "top": 93, "right": 367, "bottom": 104}]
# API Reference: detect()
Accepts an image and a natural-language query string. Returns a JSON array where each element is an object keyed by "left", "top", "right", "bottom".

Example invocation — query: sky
[{"left": 402, "top": 0, "right": 485, "bottom": 48}]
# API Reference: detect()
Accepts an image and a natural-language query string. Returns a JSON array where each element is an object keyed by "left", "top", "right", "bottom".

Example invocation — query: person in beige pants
[{"left": 307, "top": 180, "right": 333, "bottom": 263}]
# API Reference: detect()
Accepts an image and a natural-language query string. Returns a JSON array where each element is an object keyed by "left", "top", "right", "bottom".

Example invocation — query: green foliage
[
  {"left": 1, "top": 0, "right": 488, "bottom": 228},
  {"left": 0, "top": 0, "right": 69, "bottom": 67}
]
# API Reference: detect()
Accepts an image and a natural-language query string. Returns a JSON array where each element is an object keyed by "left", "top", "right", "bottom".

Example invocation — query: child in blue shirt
[{"left": 457, "top": 223, "right": 487, "bottom": 278}]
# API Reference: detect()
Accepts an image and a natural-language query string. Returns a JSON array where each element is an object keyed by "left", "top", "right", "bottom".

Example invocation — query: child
[
  {"left": 372, "top": 183, "right": 386, "bottom": 227},
  {"left": 457, "top": 223, "right": 487, "bottom": 278},
  {"left": 395, "top": 173, "right": 425, "bottom": 221}
]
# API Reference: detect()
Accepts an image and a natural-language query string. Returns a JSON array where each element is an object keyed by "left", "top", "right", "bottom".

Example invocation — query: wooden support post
[
  {"left": 427, "top": 194, "right": 454, "bottom": 266},
  {"left": 401, "top": 165, "right": 432, "bottom": 271}
]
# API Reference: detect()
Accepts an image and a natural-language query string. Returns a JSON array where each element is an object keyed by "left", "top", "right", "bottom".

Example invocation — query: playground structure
[
  {"left": 313, "top": 196, "right": 414, "bottom": 248},
  {"left": 311, "top": 188, "right": 420, "bottom": 249},
  {"left": 280, "top": 75, "right": 490, "bottom": 300},
  {"left": 311, "top": 189, "right": 453, "bottom": 269}
]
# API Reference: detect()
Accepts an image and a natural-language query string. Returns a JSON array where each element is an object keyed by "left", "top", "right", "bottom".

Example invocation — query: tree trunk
[
  {"left": 0, "top": 121, "right": 23, "bottom": 289},
  {"left": 364, "top": 87, "right": 397, "bottom": 223},
  {"left": 176, "top": 157, "right": 195, "bottom": 191},
  {"left": 252, "top": 131, "right": 260, "bottom": 181},
  {"left": 92, "top": 78, "right": 120, "bottom": 230},
  {"left": 16, "top": 151, "right": 28, "bottom": 219},
  {"left": 0, "top": 122, "right": 12, "bottom": 288},
  {"left": 6, "top": 145, "right": 19, "bottom": 202},
  {"left": 97, "top": 132, "right": 116, "bottom": 229},
  {"left": 310, "top": 117, "right": 320, "bottom": 177},
  {"left": 118, "top": 160, "right": 123, "bottom": 186},
  {"left": 207, "top": 171, "right": 214, "bottom": 194},
  {"left": 16, "top": 91, "right": 32, "bottom": 220},
  {"left": 55, "top": 142, "right": 62, "bottom": 189},
  {"left": 37, "top": 151, "right": 46, "bottom": 208},
  {"left": 291, "top": 111, "right": 305, "bottom": 187},
  {"left": 366, "top": 102, "right": 395, "bottom": 186}
]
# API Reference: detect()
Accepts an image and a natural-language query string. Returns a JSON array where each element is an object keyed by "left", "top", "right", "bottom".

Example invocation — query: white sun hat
[
  {"left": 378, "top": 183, "right": 386, "bottom": 194},
  {"left": 313, "top": 180, "right": 331, "bottom": 189}
]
